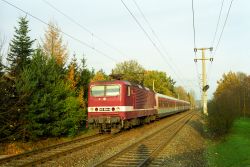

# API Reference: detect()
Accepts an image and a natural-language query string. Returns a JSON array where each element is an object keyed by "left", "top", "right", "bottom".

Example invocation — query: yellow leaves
[
  {"left": 175, "top": 86, "right": 189, "bottom": 101},
  {"left": 143, "top": 70, "right": 175, "bottom": 96},
  {"left": 215, "top": 71, "right": 240, "bottom": 98},
  {"left": 42, "top": 22, "right": 68, "bottom": 66},
  {"left": 78, "top": 87, "right": 85, "bottom": 108},
  {"left": 91, "top": 70, "right": 108, "bottom": 82},
  {"left": 67, "top": 63, "right": 76, "bottom": 89},
  {"left": 111, "top": 60, "right": 144, "bottom": 84}
]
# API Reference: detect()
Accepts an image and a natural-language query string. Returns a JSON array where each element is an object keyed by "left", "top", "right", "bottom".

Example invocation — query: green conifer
[
  {"left": 7, "top": 17, "right": 35, "bottom": 77},
  {"left": 17, "top": 50, "right": 85, "bottom": 139}
]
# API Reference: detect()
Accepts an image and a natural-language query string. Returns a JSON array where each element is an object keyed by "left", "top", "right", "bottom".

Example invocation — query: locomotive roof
[
  {"left": 90, "top": 80, "right": 152, "bottom": 91},
  {"left": 91, "top": 80, "right": 148, "bottom": 87},
  {"left": 90, "top": 80, "right": 189, "bottom": 103},
  {"left": 90, "top": 80, "right": 132, "bottom": 85}
]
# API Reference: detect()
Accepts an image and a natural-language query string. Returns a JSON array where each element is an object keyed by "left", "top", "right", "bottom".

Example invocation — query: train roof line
[
  {"left": 90, "top": 80, "right": 190, "bottom": 103},
  {"left": 156, "top": 93, "right": 190, "bottom": 104},
  {"left": 90, "top": 80, "right": 152, "bottom": 91}
]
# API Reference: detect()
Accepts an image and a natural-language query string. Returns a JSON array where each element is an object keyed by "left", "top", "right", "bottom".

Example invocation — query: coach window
[{"left": 127, "top": 86, "right": 131, "bottom": 96}]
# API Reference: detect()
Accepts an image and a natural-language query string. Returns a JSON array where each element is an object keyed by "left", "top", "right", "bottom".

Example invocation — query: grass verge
[
  {"left": 206, "top": 117, "right": 250, "bottom": 167},
  {"left": 0, "top": 128, "right": 98, "bottom": 155}
]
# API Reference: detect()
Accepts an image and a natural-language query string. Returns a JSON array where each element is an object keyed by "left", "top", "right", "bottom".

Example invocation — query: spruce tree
[
  {"left": 17, "top": 50, "right": 85, "bottom": 139},
  {"left": 77, "top": 56, "right": 94, "bottom": 99},
  {"left": 7, "top": 17, "right": 34, "bottom": 77},
  {"left": 0, "top": 17, "right": 35, "bottom": 141}
]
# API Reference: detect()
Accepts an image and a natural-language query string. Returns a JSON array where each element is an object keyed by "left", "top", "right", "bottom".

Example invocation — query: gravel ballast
[
  {"left": 41, "top": 111, "right": 206, "bottom": 167},
  {"left": 149, "top": 112, "right": 206, "bottom": 167}
]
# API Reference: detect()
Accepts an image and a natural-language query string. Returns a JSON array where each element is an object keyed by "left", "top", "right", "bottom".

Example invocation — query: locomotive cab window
[
  {"left": 106, "top": 85, "right": 120, "bottom": 96},
  {"left": 91, "top": 85, "right": 105, "bottom": 97},
  {"left": 91, "top": 85, "right": 120, "bottom": 97}
]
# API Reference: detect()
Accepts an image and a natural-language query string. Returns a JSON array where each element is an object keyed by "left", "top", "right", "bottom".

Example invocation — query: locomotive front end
[{"left": 88, "top": 81, "right": 129, "bottom": 132}]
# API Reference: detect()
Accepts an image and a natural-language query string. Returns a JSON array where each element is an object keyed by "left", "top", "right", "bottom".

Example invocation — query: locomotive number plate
[{"left": 99, "top": 108, "right": 110, "bottom": 111}]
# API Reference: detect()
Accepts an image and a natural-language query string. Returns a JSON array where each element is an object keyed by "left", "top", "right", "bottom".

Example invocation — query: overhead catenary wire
[
  {"left": 42, "top": 0, "right": 127, "bottom": 60},
  {"left": 210, "top": 0, "right": 225, "bottom": 48},
  {"left": 121, "top": 0, "right": 189, "bottom": 88},
  {"left": 0, "top": 0, "right": 118, "bottom": 63},
  {"left": 212, "top": 0, "right": 235, "bottom": 57},
  {"left": 207, "top": 0, "right": 225, "bottom": 84},
  {"left": 207, "top": 0, "right": 234, "bottom": 83},
  {"left": 132, "top": 0, "right": 189, "bottom": 87},
  {"left": 44, "top": 0, "right": 192, "bottom": 88},
  {"left": 191, "top": 0, "right": 202, "bottom": 97},
  {"left": 191, "top": 0, "right": 197, "bottom": 51}
]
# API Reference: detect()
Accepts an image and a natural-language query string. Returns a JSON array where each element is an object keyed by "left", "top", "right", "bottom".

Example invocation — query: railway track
[
  {"left": 94, "top": 111, "right": 194, "bottom": 167},
  {"left": 0, "top": 133, "right": 117, "bottom": 167}
]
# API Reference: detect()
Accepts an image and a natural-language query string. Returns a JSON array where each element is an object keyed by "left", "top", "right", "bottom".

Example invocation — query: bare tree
[{"left": 0, "top": 35, "right": 6, "bottom": 74}]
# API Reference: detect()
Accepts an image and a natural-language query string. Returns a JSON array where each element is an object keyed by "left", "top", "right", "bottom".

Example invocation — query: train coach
[{"left": 88, "top": 80, "right": 190, "bottom": 132}]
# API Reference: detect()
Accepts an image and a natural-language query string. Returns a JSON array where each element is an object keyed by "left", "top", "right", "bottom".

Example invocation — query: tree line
[
  {"left": 208, "top": 71, "right": 250, "bottom": 137},
  {"left": 0, "top": 17, "right": 194, "bottom": 141}
]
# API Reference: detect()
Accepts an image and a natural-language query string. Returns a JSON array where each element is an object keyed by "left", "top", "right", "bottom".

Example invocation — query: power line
[
  {"left": 191, "top": 0, "right": 196, "bottom": 50},
  {"left": 121, "top": 0, "right": 188, "bottom": 87},
  {"left": 1, "top": 0, "right": 118, "bottom": 62},
  {"left": 211, "top": 0, "right": 225, "bottom": 47},
  {"left": 207, "top": 0, "right": 225, "bottom": 83},
  {"left": 213, "top": 0, "right": 234, "bottom": 56},
  {"left": 207, "top": 0, "right": 234, "bottom": 83},
  {"left": 42, "top": 0, "right": 127, "bottom": 60},
  {"left": 132, "top": 0, "right": 188, "bottom": 86},
  {"left": 191, "top": 0, "right": 202, "bottom": 96}
]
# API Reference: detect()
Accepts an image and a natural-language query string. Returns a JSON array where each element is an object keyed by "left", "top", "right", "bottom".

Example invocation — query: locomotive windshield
[{"left": 91, "top": 85, "right": 120, "bottom": 97}]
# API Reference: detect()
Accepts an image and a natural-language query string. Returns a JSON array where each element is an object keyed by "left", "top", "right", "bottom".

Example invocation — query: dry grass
[{"left": 0, "top": 129, "right": 98, "bottom": 156}]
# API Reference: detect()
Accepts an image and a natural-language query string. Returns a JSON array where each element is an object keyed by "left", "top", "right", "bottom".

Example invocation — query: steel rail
[
  {"left": 0, "top": 133, "right": 119, "bottom": 167},
  {"left": 138, "top": 114, "right": 194, "bottom": 166},
  {"left": 94, "top": 111, "right": 194, "bottom": 167}
]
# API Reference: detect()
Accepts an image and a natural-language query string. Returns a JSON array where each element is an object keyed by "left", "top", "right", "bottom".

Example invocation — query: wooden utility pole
[{"left": 194, "top": 47, "right": 213, "bottom": 115}]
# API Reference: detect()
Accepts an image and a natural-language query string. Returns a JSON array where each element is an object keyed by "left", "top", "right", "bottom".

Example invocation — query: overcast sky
[{"left": 1, "top": 0, "right": 249, "bottom": 100}]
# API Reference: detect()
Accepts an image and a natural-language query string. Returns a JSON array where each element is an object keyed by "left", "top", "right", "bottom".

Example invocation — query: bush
[{"left": 207, "top": 72, "right": 250, "bottom": 137}]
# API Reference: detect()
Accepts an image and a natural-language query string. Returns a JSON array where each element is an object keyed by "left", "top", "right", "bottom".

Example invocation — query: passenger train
[{"left": 88, "top": 80, "right": 190, "bottom": 132}]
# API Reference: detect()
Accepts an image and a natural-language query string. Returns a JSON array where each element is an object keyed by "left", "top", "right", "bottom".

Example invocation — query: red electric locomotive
[{"left": 88, "top": 80, "right": 157, "bottom": 132}]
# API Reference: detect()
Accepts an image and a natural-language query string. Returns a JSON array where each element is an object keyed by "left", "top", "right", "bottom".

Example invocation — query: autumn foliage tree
[
  {"left": 111, "top": 60, "right": 181, "bottom": 98},
  {"left": 67, "top": 55, "right": 92, "bottom": 111},
  {"left": 208, "top": 71, "right": 250, "bottom": 137},
  {"left": 188, "top": 90, "right": 196, "bottom": 109},
  {"left": 143, "top": 70, "right": 176, "bottom": 96},
  {"left": 174, "top": 86, "right": 189, "bottom": 101},
  {"left": 91, "top": 69, "right": 109, "bottom": 82},
  {"left": 111, "top": 60, "right": 144, "bottom": 84},
  {"left": 67, "top": 55, "right": 78, "bottom": 89},
  {"left": 42, "top": 22, "right": 68, "bottom": 66}
]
